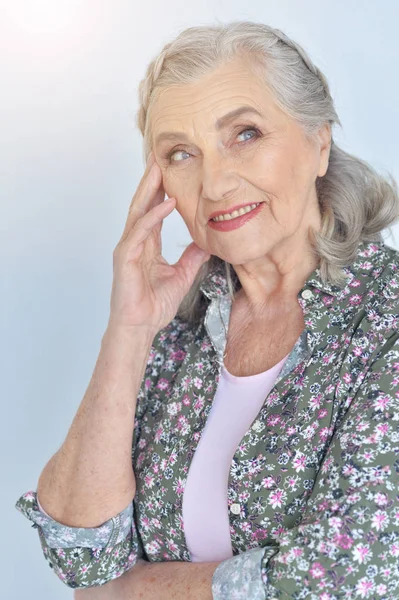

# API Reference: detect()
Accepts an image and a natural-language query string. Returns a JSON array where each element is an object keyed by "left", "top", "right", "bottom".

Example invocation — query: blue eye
[
  {"left": 165, "top": 127, "right": 261, "bottom": 163},
  {"left": 236, "top": 128, "right": 258, "bottom": 142}
]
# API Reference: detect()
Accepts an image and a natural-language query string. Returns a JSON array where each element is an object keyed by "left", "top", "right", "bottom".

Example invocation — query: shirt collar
[{"left": 199, "top": 249, "right": 354, "bottom": 302}]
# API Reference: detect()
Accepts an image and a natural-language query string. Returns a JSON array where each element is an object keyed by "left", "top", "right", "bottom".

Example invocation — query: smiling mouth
[{"left": 210, "top": 202, "right": 261, "bottom": 222}]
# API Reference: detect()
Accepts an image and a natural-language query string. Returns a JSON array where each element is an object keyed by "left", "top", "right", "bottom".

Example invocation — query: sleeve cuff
[
  {"left": 15, "top": 490, "right": 133, "bottom": 549},
  {"left": 212, "top": 546, "right": 279, "bottom": 600}
]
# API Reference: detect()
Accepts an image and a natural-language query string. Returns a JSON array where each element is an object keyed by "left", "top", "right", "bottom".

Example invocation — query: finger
[
  {"left": 121, "top": 198, "right": 176, "bottom": 257},
  {"left": 171, "top": 241, "right": 211, "bottom": 291},
  {"left": 121, "top": 161, "right": 165, "bottom": 241}
]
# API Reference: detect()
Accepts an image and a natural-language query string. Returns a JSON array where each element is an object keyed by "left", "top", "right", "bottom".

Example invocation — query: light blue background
[{"left": 2, "top": 1, "right": 398, "bottom": 598}]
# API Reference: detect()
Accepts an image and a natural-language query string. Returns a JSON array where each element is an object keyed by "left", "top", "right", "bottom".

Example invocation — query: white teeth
[{"left": 212, "top": 203, "right": 260, "bottom": 222}]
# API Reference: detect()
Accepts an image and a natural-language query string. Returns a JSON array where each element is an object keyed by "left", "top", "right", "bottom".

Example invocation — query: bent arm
[{"left": 36, "top": 324, "right": 156, "bottom": 528}]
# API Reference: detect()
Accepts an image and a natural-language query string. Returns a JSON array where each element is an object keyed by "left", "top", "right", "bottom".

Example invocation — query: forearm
[
  {"left": 119, "top": 560, "right": 218, "bottom": 600},
  {"left": 77, "top": 560, "right": 219, "bottom": 600},
  {"left": 37, "top": 324, "right": 156, "bottom": 527}
]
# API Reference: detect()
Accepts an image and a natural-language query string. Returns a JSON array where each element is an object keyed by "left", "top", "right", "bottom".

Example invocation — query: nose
[{"left": 201, "top": 156, "right": 241, "bottom": 205}]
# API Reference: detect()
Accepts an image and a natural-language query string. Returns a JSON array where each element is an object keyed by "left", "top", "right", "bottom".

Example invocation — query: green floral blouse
[{"left": 15, "top": 240, "right": 399, "bottom": 599}]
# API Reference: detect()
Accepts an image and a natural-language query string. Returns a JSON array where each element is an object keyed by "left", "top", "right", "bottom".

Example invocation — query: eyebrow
[{"left": 153, "top": 105, "right": 263, "bottom": 146}]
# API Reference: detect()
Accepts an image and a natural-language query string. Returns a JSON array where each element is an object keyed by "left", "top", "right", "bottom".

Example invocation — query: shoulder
[{"left": 348, "top": 241, "right": 399, "bottom": 326}]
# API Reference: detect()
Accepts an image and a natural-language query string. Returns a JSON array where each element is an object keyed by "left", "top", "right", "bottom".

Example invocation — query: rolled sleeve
[
  {"left": 15, "top": 490, "right": 143, "bottom": 588},
  {"left": 212, "top": 336, "right": 399, "bottom": 599}
]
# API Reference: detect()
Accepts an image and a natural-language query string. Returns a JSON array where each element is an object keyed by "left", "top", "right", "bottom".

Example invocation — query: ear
[{"left": 316, "top": 123, "right": 332, "bottom": 177}]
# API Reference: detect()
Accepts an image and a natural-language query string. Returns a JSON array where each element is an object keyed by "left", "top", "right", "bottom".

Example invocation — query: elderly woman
[{"left": 16, "top": 20, "right": 399, "bottom": 600}]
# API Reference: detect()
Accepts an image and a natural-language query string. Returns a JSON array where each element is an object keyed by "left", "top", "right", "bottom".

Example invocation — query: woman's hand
[{"left": 108, "top": 152, "right": 211, "bottom": 334}]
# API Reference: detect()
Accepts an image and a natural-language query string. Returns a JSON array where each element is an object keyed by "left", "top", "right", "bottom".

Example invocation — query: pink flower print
[
  {"left": 360, "top": 448, "right": 376, "bottom": 464},
  {"left": 269, "top": 489, "right": 286, "bottom": 508},
  {"left": 172, "top": 349, "right": 186, "bottom": 361},
  {"left": 321, "top": 456, "right": 333, "bottom": 474},
  {"left": 353, "top": 543, "right": 372, "bottom": 564},
  {"left": 342, "top": 463, "right": 356, "bottom": 477},
  {"left": 374, "top": 492, "right": 389, "bottom": 507},
  {"left": 309, "top": 396, "right": 322, "bottom": 410},
  {"left": 262, "top": 476, "right": 275, "bottom": 489},
  {"left": 194, "top": 395, "right": 205, "bottom": 412},
  {"left": 267, "top": 414, "right": 281, "bottom": 427},
  {"left": 309, "top": 562, "right": 325, "bottom": 578},
  {"left": 356, "top": 421, "right": 370, "bottom": 432},
  {"left": 141, "top": 516, "right": 151, "bottom": 531},
  {"left": 154, "top": 426, "right": 163, "bottom": 443},
  {"left": 182, "top": 394, "right": 191, "bottom": 406},
  {"left": 376, "top": 585, "right": 387, "bottom": 595},
  {"left": 144, "top": 474, "right": 155, "bottom": 489},
  {"left": 348, "top": 294, "right": 362, "bottom": 306},
  {"left": 374, "top": 394, "right": 391, "bottom": 411},
  {"left": 334, "top": 533, "right": 354, "bottom": 549},
  {"left": 292, "top": 451, "right": 307, "bottom": 472},
  {"left": 166, "top": 538, "right": 178, "bottom": 553},
  {"left": 195, "top": 361, "right": 205, "bottom": 373},
  {"left": 318, "top": 408, "right": 328, "bottom": 419},
  {"left": 319, "top": 427, "right": 330, "bottom": 442},
  {"left": 152, "top": 518, "right": 162, "bottom": 528},
  {"left": 239, "top": 491, "right": 250, "bottom": 502},
  {"left": 177, "top": 415, "right": 190, "bottom": 434},
  {"left": 322, "top": 353, "right": 336, "bottom": 365},
  {"left": 390, "top": 542, "right": 399, "bottom": 557},
  {"left": 350, "top": 278, "right": 361, "bottom": 288},
  {"left": 147, "top": 540, "right": 161, "bottom": 555},
  {"left": 355, "top": 577, "right": 374, "bottom": 598},
  {"left": 156, "top": 378, "right": 169, "bottom": 391},
  {"left": 343, "top": 372, "right": 352, "bottom": 384},
  {"left": 181, "top": 376, "right": 192, "bottom": 391},
  {"left": 329, "top": 517, "right": 342, "bottom": 531},
  {"left": 252, "top": 529, "right": 269, "bottom": 541},
  {"left": 285, "top": 476, "right": 299, "bottom": 491},
  {"left": 193, "top": 377, "right": 203, "bottom": 389},
  {"left": 174, "top": 478, "right": 185, "bottom": 496},
  {"left": 169, "top": 451, "right": 178, "bottom": 465},
  {"left": 359, "top": 261, "right": 373, "bottom": 270},
  {"left": 322, "top": 295, "right": 334, "bottom": 306},
  {"left": 167, "top": 401, "right": 182, "bottom": 416},
  {"left": 371, "top": 510, "right": 389, "bottom": 531}
]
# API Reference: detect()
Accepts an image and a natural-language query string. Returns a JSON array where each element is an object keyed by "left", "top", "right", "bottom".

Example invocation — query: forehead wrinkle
[
  {"left": 152, "top": 95, "right": 265, "bottom": 148},
  {"left": 151, "top": 66, "right": 267, "bottom": 147}
]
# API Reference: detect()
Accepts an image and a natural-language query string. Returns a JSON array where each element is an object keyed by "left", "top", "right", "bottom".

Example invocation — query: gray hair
[{"left": 135, "top": 20, "right": 399, "bottom": 325}]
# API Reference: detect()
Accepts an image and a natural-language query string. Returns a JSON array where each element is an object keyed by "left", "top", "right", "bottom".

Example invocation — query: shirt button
[
  {"left": 301, "top": 289, "right": 313, "bottom": 300},
  {"left": 230, "top": 503, "right": 241, "bottom": 515}
]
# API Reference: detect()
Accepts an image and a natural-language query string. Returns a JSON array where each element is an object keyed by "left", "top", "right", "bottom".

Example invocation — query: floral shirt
[{"left": 15, "top": 240, "right": 399, "bottom": 599}]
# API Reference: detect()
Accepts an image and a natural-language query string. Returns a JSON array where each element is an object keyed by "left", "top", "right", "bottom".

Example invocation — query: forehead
[{"left": 150, "top": 58, "right": 279, "bottom": 140}]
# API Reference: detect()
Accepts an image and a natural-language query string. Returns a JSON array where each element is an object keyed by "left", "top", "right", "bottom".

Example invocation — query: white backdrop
[{"left": 2, "top": 1, "right": 398, "bottom": 598}]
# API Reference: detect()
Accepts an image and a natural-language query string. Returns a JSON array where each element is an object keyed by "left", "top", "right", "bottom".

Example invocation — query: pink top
[{"left": 182, "top": 354, "right": 289, "bottom": 562}]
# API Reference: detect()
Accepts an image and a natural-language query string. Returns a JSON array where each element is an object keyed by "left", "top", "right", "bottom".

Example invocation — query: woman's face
[{"left": 150, "top": 57, "right": 331, "bottom": 266}]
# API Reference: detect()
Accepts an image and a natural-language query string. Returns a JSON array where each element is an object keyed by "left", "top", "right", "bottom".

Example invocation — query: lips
[{"left": 208, "top": 202, "right": 263, "bottom": 221}]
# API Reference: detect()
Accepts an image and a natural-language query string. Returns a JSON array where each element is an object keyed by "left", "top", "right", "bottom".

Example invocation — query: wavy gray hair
[{"left": 135, "top": 20, "right": 399, "bottom": 325}]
